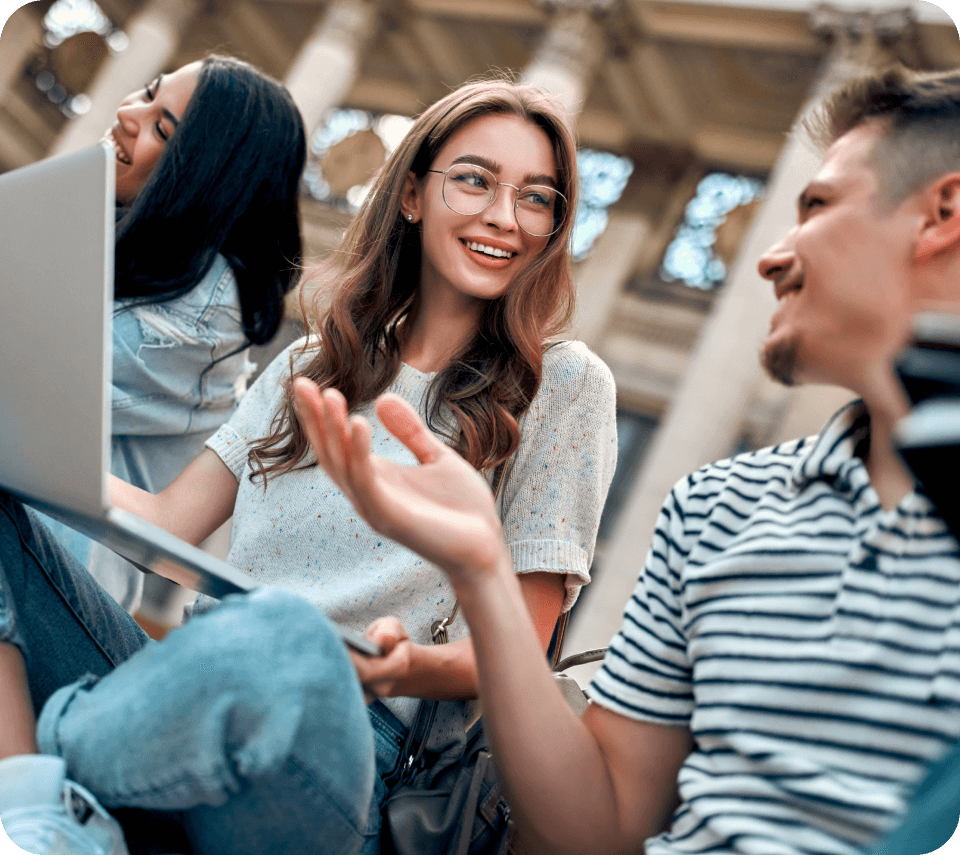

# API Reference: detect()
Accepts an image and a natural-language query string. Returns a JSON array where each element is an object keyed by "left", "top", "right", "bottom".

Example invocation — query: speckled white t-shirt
[{"left": 197, "top": 336, "right": 617, "bottom": 755}]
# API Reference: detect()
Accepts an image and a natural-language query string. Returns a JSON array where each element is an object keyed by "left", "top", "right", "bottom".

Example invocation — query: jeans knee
[
  {"left": 38, "top": 587, "right": 376, "bottom": 818},
  {"left": 179, "top": 589, "right": 373, "bottom": 787},
  {"left": 221, "top": 588, "right": 345, "bottom": 661},
  {"left": 228, "top": 587, "right": 334, "bottom": 642},
  {"left": 171, "top": 588, "right": 357, "bottom": 706}
]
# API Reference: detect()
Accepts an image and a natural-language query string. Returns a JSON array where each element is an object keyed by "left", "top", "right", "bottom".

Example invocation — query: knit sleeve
[
  {"left": 500, "top": 341, "right": 618, "bottom": 611},
  {"left": 205, "top": 337, "right": 313, "bottom": 481}
]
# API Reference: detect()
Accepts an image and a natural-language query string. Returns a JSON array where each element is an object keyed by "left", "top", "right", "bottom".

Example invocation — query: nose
[
  {"left": 484, "top": 184, "right": 519, "bottom": 232},
  {"left": 757, "top": 231, "right": 796, "bottom": 282},
  {"left": 116, "top": 99, "right": 142, "bottom": 136}
]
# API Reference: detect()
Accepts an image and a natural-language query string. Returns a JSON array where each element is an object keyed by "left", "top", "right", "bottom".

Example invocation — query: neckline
[{"left": 398, "top": 361, "right": 437, "bottom": 381}]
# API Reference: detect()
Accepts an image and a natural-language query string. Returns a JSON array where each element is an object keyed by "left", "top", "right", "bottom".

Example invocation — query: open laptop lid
[
  {"left": 0, "top": 149, "right": 384, "bottom": 656},
  {"left": 0, "top": 143, "right": 113, "bottom": 517}
]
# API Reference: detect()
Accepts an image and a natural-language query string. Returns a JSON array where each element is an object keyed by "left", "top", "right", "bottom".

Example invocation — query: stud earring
[{"left": 407, "top": 214, "right": 414, "bottom": 222}]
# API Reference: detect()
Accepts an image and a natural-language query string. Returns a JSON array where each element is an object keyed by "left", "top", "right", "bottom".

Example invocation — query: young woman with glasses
[{"left": 0, "top": 78, "right": 616, "bottom": 855}]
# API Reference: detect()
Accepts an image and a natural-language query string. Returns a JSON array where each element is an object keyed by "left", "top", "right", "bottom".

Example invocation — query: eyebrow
[{"left": 451, "top": 154, "right": 557, "bottom": 189}]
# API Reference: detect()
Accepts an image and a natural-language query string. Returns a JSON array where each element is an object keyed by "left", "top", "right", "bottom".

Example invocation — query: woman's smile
[
  {"left": 462, "top": 240, "right": 516, "bottom": 260},
  {"left": 459, "top": 237, "right": 519, "bottom": 270}
]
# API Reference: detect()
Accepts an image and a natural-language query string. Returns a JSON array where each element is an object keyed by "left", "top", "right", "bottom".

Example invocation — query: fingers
[
  {"left": 351, "top": 617, "right": 412, "bottom": 701},
  {"left": 364, "top": 616, "right": 408, "bottom": 654},
  {"left": 376, "top": 393, "right": 446, "bottom": 465},
  {"left": 318, "top": 387, "right": 349, "bottom": 477},
  {"left": 291, "top": 378, "right": 338, "bottom": 470},
  {"left": 348, "top": 414, "right": 375, "bottom": 492},
  {"left": 291, "top": 379, "right": 363, "bottom": 486},
  {"left": 290, "top": 377, "right": 326, "bottom": 450},
  {"left": 294, "top": 381, "right": 440, "bottom": 475}
]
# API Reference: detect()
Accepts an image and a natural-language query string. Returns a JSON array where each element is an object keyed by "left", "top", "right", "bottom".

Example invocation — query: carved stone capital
[
  {"left": 810, "top": 3, "right": 919, "bottom": 69},
  {"left": 538, "top": 0, "right": 619, "bottom": 12}
]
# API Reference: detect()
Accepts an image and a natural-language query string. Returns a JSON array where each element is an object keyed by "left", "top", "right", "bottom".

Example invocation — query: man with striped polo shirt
[{"left": 300, "top": 66, "right": 960, "bottom": 854}]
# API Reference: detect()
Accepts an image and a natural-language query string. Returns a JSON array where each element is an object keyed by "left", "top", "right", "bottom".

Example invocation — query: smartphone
[
  {"left": 894, "top": 312, "right": 960, "bottom": 406},
  {"left": 893, "top": 312, "right": 960, "bottom": 538},
  {"left": 335, "top": 622, "right": 382, "bottom": 657}
]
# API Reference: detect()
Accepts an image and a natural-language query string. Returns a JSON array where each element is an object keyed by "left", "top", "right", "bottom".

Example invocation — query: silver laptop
[{"left": 0, "top": 144, "right": 378, "bottom": 654}]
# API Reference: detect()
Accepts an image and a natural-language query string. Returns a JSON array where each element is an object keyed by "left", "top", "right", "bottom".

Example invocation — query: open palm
[{"left": 291, "top": 378, "right": 505, "bottom": 583}]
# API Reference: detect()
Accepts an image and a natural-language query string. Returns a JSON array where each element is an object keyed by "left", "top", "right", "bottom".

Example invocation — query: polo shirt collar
[{"left": 791, "top": 399, "right": 871, "bottom": 492}]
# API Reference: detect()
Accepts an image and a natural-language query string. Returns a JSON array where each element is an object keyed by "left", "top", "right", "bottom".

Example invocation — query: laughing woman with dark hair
[{"left": 39, "top": 55, "right": 307, "bottom": 610}]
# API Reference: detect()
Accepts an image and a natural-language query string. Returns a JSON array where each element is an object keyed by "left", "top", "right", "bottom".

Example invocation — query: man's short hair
[{"left": 805, "top": 65, "right": 960, "bottom": 202}]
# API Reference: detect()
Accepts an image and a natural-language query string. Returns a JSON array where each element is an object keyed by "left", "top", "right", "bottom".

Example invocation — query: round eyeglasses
[{"left": 426, "top": 164, "right": 566, "bottom": 237}]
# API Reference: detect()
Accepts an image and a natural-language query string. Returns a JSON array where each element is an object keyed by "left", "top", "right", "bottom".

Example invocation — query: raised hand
[{"left": 290, "top": 378, "right": 507, "bottom": 586}]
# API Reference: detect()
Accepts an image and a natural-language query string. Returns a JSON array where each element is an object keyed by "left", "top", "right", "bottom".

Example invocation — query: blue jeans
[{"left": 0, "top": 491, "right": 403, "bottom": 855}]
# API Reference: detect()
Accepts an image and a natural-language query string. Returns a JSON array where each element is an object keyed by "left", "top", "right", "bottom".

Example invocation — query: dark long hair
[
  {"left": 113, "top": 55, "right": 306, "bottom": 346},
  {"left": 249, "top": 78, "right": 578, "bottom": 484}
]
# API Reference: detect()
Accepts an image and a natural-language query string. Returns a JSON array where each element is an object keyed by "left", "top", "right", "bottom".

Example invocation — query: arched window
[
  {"left": 43, "top": 0, "right": 126, "bottom": 51},
  {"left": 660, "top": 172, "right": 764, "bottom": 290},
  {"left": 572, "top": 149, "right": 633, "bottom": 261},
  {"left": 34, "top": 0, "right": 126, "bottom": 117}
]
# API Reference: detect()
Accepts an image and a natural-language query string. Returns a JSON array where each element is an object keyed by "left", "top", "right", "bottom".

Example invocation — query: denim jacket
[
  {"left": 37, "top": 254, "right": 254, "bottom": 610},
  {"left": 110, "top": 253, "right": 254, "bottom": 494}
]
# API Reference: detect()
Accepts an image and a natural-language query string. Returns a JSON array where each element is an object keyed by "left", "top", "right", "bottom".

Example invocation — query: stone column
[
  {"left": 571, "top": 212, "right": 650, "bottom": 349},
  {"left": 283, "top": 0, "right": 379, "bottom": 138},
  {"left": 269, "top": 1, "right": 380, "bottom": 382},
  {"left": 563, "top": 7, "right": 916, "bottom": 677},
  {"left": 526, "top": 3, "right": 645, "bottom": 364},
  {"left": 522, "top": 2, "right": 609, "bottom": 116},
  {"left": 50, "top": 0, "right": 198, "bottom": 157}
]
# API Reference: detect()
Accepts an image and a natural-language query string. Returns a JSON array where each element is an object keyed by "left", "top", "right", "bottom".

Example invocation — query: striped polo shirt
[{"left": 589, "top": 402, "right": 960, "bottom": 855}]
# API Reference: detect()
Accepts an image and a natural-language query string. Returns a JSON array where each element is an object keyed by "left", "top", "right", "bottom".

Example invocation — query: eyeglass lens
[{"left": 441, "top": 164, "right": 562, "bottom": 237}]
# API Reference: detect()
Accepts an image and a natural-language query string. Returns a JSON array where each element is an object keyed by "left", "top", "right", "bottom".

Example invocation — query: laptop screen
[{"left": 0, "top": 144, "right": 114, "bottom": 517}]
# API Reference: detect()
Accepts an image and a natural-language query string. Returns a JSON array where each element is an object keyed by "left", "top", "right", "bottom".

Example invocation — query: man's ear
[
  {"left": 399, "top": 171, "right": 422, "bottom": 224},
  {"left": 915, "top": 174, "right": 960, "bottom": 262}
]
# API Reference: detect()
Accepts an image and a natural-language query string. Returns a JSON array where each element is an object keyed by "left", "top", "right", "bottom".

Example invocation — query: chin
[{"left": 761, "top": 337, "right": 800, "bottom": 387}]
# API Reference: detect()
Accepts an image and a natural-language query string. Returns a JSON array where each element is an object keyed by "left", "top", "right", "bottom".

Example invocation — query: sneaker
[{"left": 0, "top": 755, "right": 129, "bottom": 855}]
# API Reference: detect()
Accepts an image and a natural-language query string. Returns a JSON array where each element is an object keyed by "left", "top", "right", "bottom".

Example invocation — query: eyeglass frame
[{"left": 424, "top": 165, "right": 567, "bottom": 237}]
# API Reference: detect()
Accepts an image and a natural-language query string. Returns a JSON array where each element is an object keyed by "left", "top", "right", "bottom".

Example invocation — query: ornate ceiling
[{"left": 6, "top": 0, "right": 959, "bottom": 180}]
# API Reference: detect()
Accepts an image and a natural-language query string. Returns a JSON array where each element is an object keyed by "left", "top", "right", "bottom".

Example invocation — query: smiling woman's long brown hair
[{"left": 248, "top": 77, "right": 579, "bottom": 485}]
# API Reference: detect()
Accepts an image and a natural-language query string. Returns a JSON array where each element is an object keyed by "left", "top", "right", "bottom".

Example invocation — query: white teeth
[
  {"left": 466, "top": 241, "right": 514, "bottom": 259},
  {"left": 105, "top": 131, "right": 131, "bottom": 165}
]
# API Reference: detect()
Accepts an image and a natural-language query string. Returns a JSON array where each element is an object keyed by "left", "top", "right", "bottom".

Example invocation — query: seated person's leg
[
  {"left": 0, "top": 489, "right": 152, "bottom": 854},
  {"left": 1, "top": 492, "right": 380, "bottom": 854},
  {"left": 0, "top": 489, "right": 150, "bottom": 721},
  {"left": 37, "top": 588, "right": 380, "bottom": 855}
]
